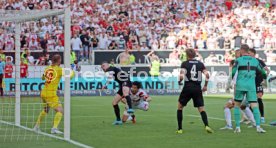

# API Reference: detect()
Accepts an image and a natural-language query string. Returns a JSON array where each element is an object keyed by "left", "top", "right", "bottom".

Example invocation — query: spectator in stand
[
  {"left": 4, "top": 57, "right": 13, "bottom": 78},
  {"left": 29, "top": 38, "right": 39, "bottom": 50},
  {"left": 91, "top": 33, "right": 99, "bottom": 50},
  {"left": 38, "top": 54, "right": 46, "bottom": 66},
  {"left": 80, "top": 30, "right": 90, "bottom": 61},
  {"left": 233, "top": 32, "right": 243, "bottom": 48},
  {"left": 108, "top": 40, "right": 118, "bottom": 50},
  {"left": 217, "top": 33, "right": 225, "bottom": 49},
  {"left": 118, "top": 49, "right": 130, "bottom": 65},
  {"left": 54, "top": 40, "right": 64, "bottom": 51},
  {"left": 140, "top": 42, "right": 149, "bottom": 51},
  {"left": 0, "top": 49, "right": 5, "bottom": 61},
  {"left": 26, "top": 50, "right": 35, "bottom": 66},
  {"left": 147, "top": 51, "right": 160, "bottom": 64},
  {"left": 20, "top": 58, "right": 28, "bottom": 78},
  {"left": 98, "top": 32, "right": 108, "bottom": 50},
  {"left": 224, "top": 37, "right": 231, "bottom": 50},
  {"left": 21, "top": 49, "right": 29, "bottom": 64},
  {"left": 118, "top": 35, "right": 126, "bottom": 50},
  {"left": 0, "top": 0, "right": 274, "bottom": 66},
  {"left": 5, "top": 34, "right": 14, "bottom": 51},
  {"left": 71, "top": 34, "right": 82, "bottom": 62},
  {"left": 166, "top": 32, "right": 177, "bottom": 49},
  {"left": 169, "top": 49, "right": 180, "bottom": 65}
]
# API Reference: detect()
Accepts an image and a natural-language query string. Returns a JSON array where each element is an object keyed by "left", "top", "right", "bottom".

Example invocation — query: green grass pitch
[{"left": 1, "top": 94, "right": 276, "bottom": 148}]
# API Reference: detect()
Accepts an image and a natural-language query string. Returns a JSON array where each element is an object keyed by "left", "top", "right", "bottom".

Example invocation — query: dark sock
[
  {"left": 200, "top": 111, "right": 209, "bottom": 127},
  {"left": 113, "top": 105, "right": 121, "bottom": 121},
  {"left": 125, "top": 95, "right": 132, "bottom": 109},
  {"left": 258, "top": 98, "right": 264, "bottom": 117},
  {"left": 177, "top": 110, "right": 183, "bottom": 130}
]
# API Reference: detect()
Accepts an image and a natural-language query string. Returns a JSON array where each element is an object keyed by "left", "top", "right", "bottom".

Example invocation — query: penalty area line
[{"left": 187, "top": 114, "right": 271, "bottom": 127}]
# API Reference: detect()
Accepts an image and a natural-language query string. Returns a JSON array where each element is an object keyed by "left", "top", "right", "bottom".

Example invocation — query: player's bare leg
[
  {"left": 250, "top": 103, "right": 266, "bottom": 133},
  {"left": 198, "top": 106, "right": 214, "bottom": 133},
  {"left": 176, "top": 102, "right": 183, "bottom": 134},
  {"left": 51, "top": 105, "right": 64, "bottom": 134},
  {"left": 257, "top": 92, "right": 265, "bottom": 123},
  {"left": 112, "top": 94, "right": 123, "bottom": 125}
]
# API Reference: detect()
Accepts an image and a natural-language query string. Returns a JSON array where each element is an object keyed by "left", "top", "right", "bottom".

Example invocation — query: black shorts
[
  {"left": 179, "top": 87, "right": 204, "bottom": 107},
  {"left": 256, "top": 84, "right": 263, "bottom": 94},
  {"left": 117, "top": 81, "right": 132, "bottom": 97}
]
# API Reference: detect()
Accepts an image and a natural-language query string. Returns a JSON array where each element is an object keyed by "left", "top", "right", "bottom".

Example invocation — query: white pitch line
[
  {"left": 0, "top": 120, "right": 93, "bottom": 148},
  {"left": 187, "top": 114, "right": 272, "bottom": 127},
  {"left": 69, "top": 114, "right": 272, "bottom": 127}
]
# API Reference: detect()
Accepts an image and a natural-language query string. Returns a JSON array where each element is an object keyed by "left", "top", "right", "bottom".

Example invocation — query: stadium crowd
[{"left": 0, "top": 0, "right": 275, "bottom": 65}]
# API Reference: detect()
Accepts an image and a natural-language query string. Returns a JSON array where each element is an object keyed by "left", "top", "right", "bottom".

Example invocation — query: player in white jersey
[{"left": 122, "top": 81, "right": 151, "bottom": 123}]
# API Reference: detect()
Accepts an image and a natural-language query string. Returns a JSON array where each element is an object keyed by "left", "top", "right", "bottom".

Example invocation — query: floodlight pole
[
  {"left": 64, "top": 7, "right": 71, "bottom": 141},
  {"left": 15, "top": 23, "right": 21, "bottom": 126}
]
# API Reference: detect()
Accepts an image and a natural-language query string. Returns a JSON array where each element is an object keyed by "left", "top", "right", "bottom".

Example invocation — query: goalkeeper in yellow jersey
[{"left": 34, "top": 54, "right": 73, "bottom": 134}]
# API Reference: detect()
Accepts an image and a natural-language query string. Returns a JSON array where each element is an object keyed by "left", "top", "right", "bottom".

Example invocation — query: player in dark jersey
[
  {"left": 248, "top": 48, "right": 270, "bottom": 123},
  {"left": 176, "top": 48, "right": 214, "bottom": 134},
  {"left": 101, "top": 61, "right": 134, "bottom": 125}
]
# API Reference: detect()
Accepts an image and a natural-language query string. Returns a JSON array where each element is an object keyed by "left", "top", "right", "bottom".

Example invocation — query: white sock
[
  {"left": 127, "top": 115, "right": 133, "bottom": 121},
  {"left": 243, "top": 107, "right": 256, "bottom": 126},
  {"left": 241, "top": 109, "right": 248, "bottom": 121},
  {"left": 224, "top": 108, "right": 232, "bottom": 127}
]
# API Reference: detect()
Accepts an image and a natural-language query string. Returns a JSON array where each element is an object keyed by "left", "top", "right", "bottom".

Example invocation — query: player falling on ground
[
  {"left": 176, "top": 48, "right": 214, "bottom": 134},
  {"left": 232, "top": 44, "right": 267, "bottom": 133},
  {"left": 101, "top": 62, "right": 134, "bottom": 125},
  {"left": 34, "top": 54, "right": 74, "bottom": 134},
  {"left": 122, "top": 81, "right": 151, "bottom": 123},
  {"left": 248, "top": 48, "right": 270, "bottom": 123},
  {"left": 221, "top": 48, "right": 255, "bottom": 130}
]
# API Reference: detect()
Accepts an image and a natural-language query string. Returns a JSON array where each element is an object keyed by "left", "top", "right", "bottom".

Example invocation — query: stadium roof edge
[{"left": 0, "top": 9, "right": 65, "bottom": 23}]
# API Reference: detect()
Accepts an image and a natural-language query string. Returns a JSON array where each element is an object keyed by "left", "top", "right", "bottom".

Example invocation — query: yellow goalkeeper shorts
[{"left": 41, "top": 90, "right": 62, "bottom": 109}]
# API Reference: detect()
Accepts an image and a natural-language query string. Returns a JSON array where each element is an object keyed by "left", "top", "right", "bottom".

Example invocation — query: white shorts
[
  {"left": 133, "top": 101, "right": 149, "bottom": 111},
  {"left": 125, "top": 101, "right": 149, "bottom": 112}
]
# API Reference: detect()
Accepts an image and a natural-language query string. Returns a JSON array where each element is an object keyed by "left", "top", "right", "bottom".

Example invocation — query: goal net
[{"left": 0, "top": 9, "right": 88, "bottom": 147}]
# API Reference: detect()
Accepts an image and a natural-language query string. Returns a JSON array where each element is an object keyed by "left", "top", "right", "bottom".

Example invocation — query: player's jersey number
[{"left": 191, "top": 65, "right": 197, "bottom": 81}]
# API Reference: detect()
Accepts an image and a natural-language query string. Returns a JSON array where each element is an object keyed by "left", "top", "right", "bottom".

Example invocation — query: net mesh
[{"left": 0, "top": 10, "right": 65, "bottom": 142}]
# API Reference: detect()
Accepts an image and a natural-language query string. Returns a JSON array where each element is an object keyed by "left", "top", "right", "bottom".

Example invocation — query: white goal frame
[{"left": 0, "top": 8, "right": 92, "bottom": 148}]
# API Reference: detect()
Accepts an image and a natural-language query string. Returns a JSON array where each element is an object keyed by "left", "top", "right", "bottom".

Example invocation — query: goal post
[
  {"left": 63, "top": 7, "right": 71, "bottom": 141},
  {"left": 0, "top": 8, "right": 91, "bottom": 148}
]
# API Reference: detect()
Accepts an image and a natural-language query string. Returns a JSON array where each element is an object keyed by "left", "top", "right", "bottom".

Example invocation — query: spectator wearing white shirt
[
  {"left": 55, "top": 41, "right": 64, "bottom": 51},
  {"left": 166, "top": 33, "right": 176, "bottom": 49},
  {"left": 28, "top": 38, "right": 38, "bottom": 50},
  {"left": 5, "top": 34, "right": 14, "bottom": 51},
  {"left": 98, "top": 32, "right": 108, "bottom": 50},
  {"left": 140, "top": 43, "right": 149, "bottom": 51},
  {"left": 71, "top": 34, "right": 82, "bottom": 62}
]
